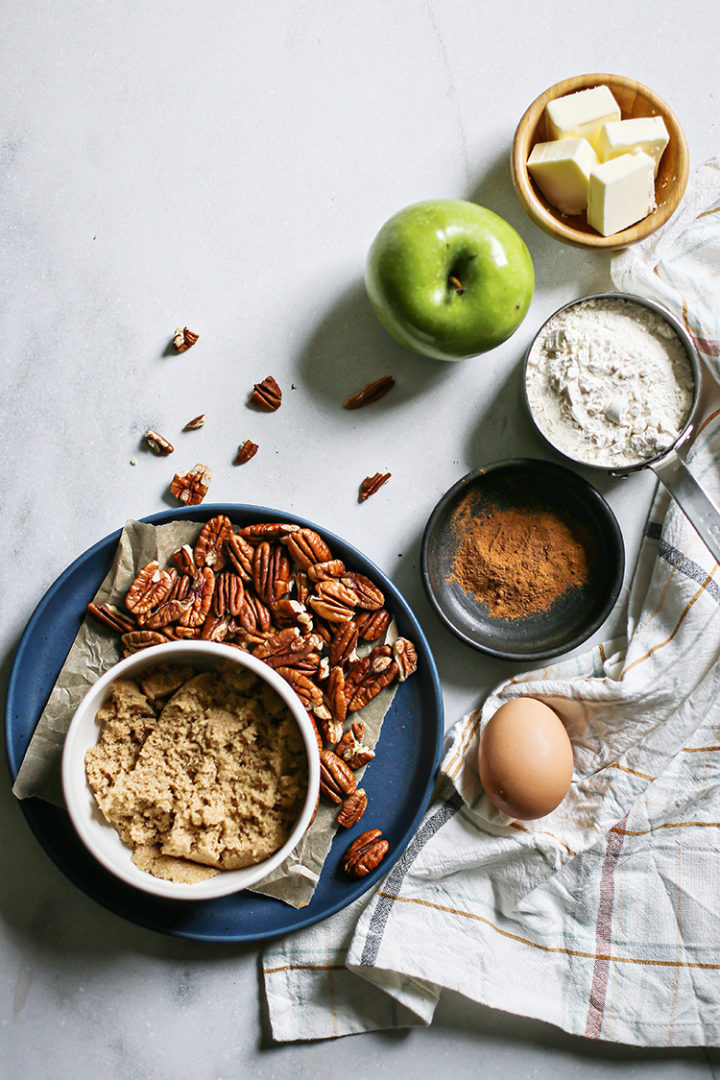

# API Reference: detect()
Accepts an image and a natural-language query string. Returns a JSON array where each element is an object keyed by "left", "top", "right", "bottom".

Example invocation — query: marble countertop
[{"left": 3, "top": 1, "right": 720, "bottom": 1075}]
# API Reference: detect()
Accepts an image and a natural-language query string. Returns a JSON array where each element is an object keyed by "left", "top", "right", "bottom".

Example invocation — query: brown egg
[{"left": 478, "top": 698, "right": 573, "bottom": 820}]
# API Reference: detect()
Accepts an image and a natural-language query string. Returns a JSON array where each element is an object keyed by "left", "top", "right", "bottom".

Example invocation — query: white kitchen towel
[{"left": 263, "top": 159, "right": 720, "bottom": 1046}]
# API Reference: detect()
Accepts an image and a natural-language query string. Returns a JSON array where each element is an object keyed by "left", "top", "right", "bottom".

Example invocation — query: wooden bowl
[{"left": 511, "top": 73, "right": 689, "bottom": 249}]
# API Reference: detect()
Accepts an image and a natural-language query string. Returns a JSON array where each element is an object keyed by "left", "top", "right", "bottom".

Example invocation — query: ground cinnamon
[{"left": 448, "top": 493, "right": 591, "bottom": 620}]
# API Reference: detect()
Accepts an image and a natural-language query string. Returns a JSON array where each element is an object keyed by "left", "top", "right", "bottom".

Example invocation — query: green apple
[{"left": 365, "top": 199, "right": 534, "bottom": 360}]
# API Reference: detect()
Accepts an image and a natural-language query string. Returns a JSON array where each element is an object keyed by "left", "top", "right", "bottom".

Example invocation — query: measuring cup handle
[{"left": 651, "top": 449, "right": 720, "bottom": 565}]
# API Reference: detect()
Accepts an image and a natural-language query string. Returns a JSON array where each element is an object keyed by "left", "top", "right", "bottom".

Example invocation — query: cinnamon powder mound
[{"left": 448, "top": 495, "right": 591, "bottom": 620}]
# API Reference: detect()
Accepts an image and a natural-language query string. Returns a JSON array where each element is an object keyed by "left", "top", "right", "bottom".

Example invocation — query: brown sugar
[
  {"left": 448, "top": 494, "right": 591, "bottom": 620},
  {"left": 85, "top": 662, "right": 308, "bottom": 881}
]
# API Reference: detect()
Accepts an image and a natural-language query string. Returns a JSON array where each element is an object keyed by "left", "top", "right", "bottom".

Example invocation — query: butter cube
[
  {"left": 527, "top": 137, "right": 599, "bottom": 214},
  {"left": 587, "top": 152, "right": 656, "bottom": 236},
  {"left": 545, "top": 85, "right": 621, "bottom": 150},
  {"left": 596, "top": 116, "right": 670, "bottom": 175}
]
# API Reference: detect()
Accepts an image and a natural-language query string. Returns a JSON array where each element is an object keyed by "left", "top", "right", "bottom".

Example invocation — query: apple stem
[{"left": 449, "top": 275, "right": 465, "bottom": 295}]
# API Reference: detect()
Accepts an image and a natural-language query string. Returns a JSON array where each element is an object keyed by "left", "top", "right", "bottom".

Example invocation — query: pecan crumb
[
  {"left": 172, "top": 326, "right": 199, "bottom": 353},
  {"left": 184, "top": 413, "right": 207, "bottom": 430},
  {"left": 169, "top": 462, "right": 211, "bottom": 506},
  {"left": 344, "top": 375, "right": 395, "bottom": 410},
  {"left": 359, "top": 472, "right": 391, "bottom": 502},
  {"left": 145, "top": 429, "right": 175, "bottom": 456},
  {"left": 234, "top": 440, "right": 259, "bottom": 465},
  {"left": 249, "top": 375, "right": 282, "bottom": 411}
]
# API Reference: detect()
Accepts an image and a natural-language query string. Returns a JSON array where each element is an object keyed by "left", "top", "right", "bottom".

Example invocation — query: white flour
[{"left": 525, "top": 297, "right": 695, "bottom": 468}]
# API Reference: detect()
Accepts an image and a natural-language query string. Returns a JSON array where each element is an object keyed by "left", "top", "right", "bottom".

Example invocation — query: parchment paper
[{"left": 12, "top": 519, "right": 398, "bottom": 908}]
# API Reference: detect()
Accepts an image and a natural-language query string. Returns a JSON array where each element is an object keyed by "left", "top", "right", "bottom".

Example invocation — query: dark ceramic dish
[{"left": 421, "top": 459, "right": 625, "bottom": 661}]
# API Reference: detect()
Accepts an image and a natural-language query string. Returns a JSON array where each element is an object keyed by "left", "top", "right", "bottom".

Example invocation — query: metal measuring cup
[{"left": 523, "top": 291, "right": 720, "bottom": 564}]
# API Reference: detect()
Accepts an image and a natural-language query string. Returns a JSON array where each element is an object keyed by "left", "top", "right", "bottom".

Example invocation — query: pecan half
[
  {"left": 356, "top": 608, "right": 390, "bottom": 642},
  {"left": 325, "top": 665, "right": 348, "bottom": 724},
  {"left": 306, "top": 711, "right": 324, "bottom": 752},
  {"left": 294, "top": 571, "right": 311, "bottom": 605},
  {"left": 213, "top": 571, "right": 245, "bottom": 616},
  {"left": 275, "top": 666, "right": 324, "bottom": 711},
  {"left": 337, "top": 788, "right": 368, "bottom": 828},
  {"left": 167, "top": 574, "right": 191, "bottom": 603},
  {"left": 329, "top": 620, "right": 359, "bottom": 668},
  {"left": 125, "top": 561, "right": 176, "bottom": 615},
  {"left": 200, "top": 613, "right": 231, "bottom": 641},
  {"left": 145, "top": 429, "right": 174, "bottom": 456},
  {"left": 194, "top": 515, "right": 233, "bottom": 570},
  {"left": 225, "top": 532, "right": 254, "bottom": 579},
  {"left": 160, "top": 624, "right": 199, "bottom": 641},
  {"left": 87, "top": 602, "right": 136, "bottom": 634},
  {"left": 121, "top": 630, "right": 167, "bottom": 655},
  {"left": 290, "top": 653, "right": 321, "bottom": 677},
  {"left": 308, "top": 579, "right": 359, "bottom": 623},
  {"left": 234, "top": 439, "right": 259, "bottom": 465},
  {"left": 142, "top": 597, "right": 190, "bottom": 629},
  {"left": 393, "top": 637, "right": 418, "bottom": 681},
  {"left": 312, "top": 620, "right": 333, "bottom": 649},
  {"left": 170, "top": 544, "right": 196, "bottom": 576},
  {"left": 253, "top": 627, "right": 315, "bottom": 669},
  {"left": 317, "top": 713, "right": 344, "bottom": 745},
  {"left": 359, "top": 472, "right": 391, "bottom": 502},
  {"left": 237, "top": 592, "right": 272, "bottom": 634},
  {"left": 169, "top": 462, "right": 211, "bottom": 506},
  {"left": 272, "top": 597, "right": 312, "bottom": 631},
  {"left": 184, "top": 413, "right": 207, "bottom": 430},
  {"left": 343, "top": 375, "right": 395, "bottom": 410},
  {"left": 253, "top": 542, "right": 291, "bottom": 605},
  {"left": 239, "top": 522, "right": 299, "bottom": 544},
  {"left": 179, "top": 567, "right": 215, "bottom": 627},
  {"left": 254, "top": 596, "right": 274, "bottom": 633},
  {"left": 342, "top": 829, "right": 388, "bottom": 878},
  {"left": 335, "top": 720, "right": 375, "bottom": 769},
  {"left": 172, "top": 326, "right": 199, "bottom": 353},
  {"left": 341, "top": 572, "right": 384, "bottom": 611},
  {"left": 344, "top": 645, "right": 398, "bottom": 712},
  {"left": 319, "top": 748, "right": 357, "bottom": 804},
  {"left": 249, "top": 375, "right": 282, "bottom": 411},
  {"left": 307, "top": 559, "right": 346, "bottom": 582},
  {"left": 230, "top": 626, "right": 270, "bottom": 648},
  {"left": 283, "top": 528, "right": 333, "bottom": 570},
  {"left": 336, "top": 794, "right": 367, "bottom": 833}
]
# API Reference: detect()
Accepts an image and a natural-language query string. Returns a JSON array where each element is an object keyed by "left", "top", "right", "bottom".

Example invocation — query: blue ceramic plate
[{"left": 6, "top": 505, "right": 443, "bottom": 942}]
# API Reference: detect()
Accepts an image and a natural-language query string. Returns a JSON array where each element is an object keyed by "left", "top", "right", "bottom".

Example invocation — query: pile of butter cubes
[{"left": 527, "top": 85, "right": 669, "bottom": 236}]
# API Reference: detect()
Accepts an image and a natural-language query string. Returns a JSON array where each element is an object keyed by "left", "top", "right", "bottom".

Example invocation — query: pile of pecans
[{"left": 87, "top": 517, "right": 418, "bottom": 879}]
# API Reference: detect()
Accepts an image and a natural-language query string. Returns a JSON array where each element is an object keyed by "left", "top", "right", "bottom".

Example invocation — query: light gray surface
[{"left": 2, "top": 2, "right": 720, "bottom": 1075}]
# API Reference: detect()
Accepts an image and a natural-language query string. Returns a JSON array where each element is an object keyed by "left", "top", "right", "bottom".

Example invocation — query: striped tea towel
[{"left": 263, "top": 159, "right": 720, "bottom": 1046}]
